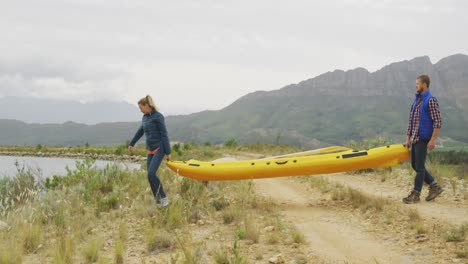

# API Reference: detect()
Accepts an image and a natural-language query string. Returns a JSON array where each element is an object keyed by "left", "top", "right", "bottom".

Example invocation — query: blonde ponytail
[{"left": 138, "top": 95, "right": 158, "bottom": 111}]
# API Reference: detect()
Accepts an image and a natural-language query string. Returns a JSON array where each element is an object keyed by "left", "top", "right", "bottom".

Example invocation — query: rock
[
  {"left": 197, "top": 220, "right": 205, "bottom": 225},
  {"left": 268, "top": 254, "right": 285, "bottom": 264},
  {"left": 263, "top": 226, "right": 276, "bottom": 232},
  {"left": 414, "top": 234, "right": 429, "bottom": 243},
  {"left": 0, "top": 221, "right": 9, "bottom": 231}
]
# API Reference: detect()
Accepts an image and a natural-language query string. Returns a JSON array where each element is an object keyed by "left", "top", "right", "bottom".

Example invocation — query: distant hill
[
  {"left": 0, "top": 119, "right": 138, "bottom": 146},
  {"left": 0, "top": 97, "right": 140, "bottom": 124},
  {"left": 0, "top": 54, "right": 467, "bottom": 147}
]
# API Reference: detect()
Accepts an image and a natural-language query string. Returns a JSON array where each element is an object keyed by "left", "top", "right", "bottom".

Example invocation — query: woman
[{"left": 128, "top": 95, "right": 171, "bottom": 207}]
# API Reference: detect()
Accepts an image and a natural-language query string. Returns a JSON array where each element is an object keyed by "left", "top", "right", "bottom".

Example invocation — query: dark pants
[
  {"left": 146, "top": 150, "right": 167, "bottom": 200},
  {"left": 411, "top": 140, "right": 435, "bottom": 192}
]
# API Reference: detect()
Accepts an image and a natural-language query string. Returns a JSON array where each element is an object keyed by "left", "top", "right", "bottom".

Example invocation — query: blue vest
[{"left": 411, "top": 90, "right": 436, "bottom": 140}]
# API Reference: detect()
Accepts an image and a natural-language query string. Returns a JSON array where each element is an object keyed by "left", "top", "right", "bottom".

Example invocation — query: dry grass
[
  {"left": 251, "top": 197, "right": 277, "bottom": 213},
  {"left": 213, "top": 250, "right": 229, "bottom": 264},
  {"left": 330, "top": 184, "right": 388, "bottom": 213},
  {"left": 291, "top": 228, "right": 306, "bottom": 244},
  {"left": 244, "top": 218, "right": 260, "bottom": 243},
  {"left": 0, "top": 238, "right": 22, "bottom": 264},
  {"left": 114, "top": 239, "right": 124, "bottom": 264},
  {"left": 306, "top": 177, "right": 333, "bottom": 193},
  {"left": 83, "top": 237, "right": 103, "bottom": 263},
  {"left": 22, "top": 223, "right": 41, "bottom": 253},
  {"left": 161, "top": 199, "right": 186, "bottom": 229},
  {"left": 266, "top": 232, "right": 282, "bottom": 245},
  {"left": 54, "top": 231, "right": 75, "bottom": 264},
  {"left": 407, "top": 208, "right": 421, "bottom": 222},
  {"left": 411, "top": 222, "right": 428, "bottom": 235}
]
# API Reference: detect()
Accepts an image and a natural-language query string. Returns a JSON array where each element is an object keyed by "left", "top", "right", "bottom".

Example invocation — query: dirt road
[{"left": 254, "top": 172, "right": 467, "bottom": 264}]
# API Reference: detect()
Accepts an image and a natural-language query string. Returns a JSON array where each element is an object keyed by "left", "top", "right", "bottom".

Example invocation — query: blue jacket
[
  {"left": 129, "top": 109, "right": 171, "bottom": 154},
  {"left": 411, "top": 90, "right": 436, "bottom": 140}
]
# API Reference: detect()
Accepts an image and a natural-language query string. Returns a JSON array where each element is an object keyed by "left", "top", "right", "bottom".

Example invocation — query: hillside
[
  {"left": 0, "top": 120, "right": 137, "bottom": 146},
  {"left": 166, "top": 54, "right": 468, "bottom": 146}
]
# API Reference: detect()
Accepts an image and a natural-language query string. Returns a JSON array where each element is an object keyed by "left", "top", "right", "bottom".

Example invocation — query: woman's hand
[
  {"left": 166, "top": 154, "right": 171, "bottom": 161},
  {"left": 128, "top": 146, "right": 133, "bottom": 153}
]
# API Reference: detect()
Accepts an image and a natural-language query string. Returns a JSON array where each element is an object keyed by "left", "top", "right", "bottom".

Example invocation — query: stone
[
  {"left": 268, "top": 254, "right": 285, "bottom": 264},
  {"left": 263, "top": 226, "right": 276, "bottom": 232}
]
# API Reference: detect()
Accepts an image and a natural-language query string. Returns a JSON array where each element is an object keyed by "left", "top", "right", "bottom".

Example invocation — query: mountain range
[{"left": 1, "top": 54, "right": 467, "bottom": 147}]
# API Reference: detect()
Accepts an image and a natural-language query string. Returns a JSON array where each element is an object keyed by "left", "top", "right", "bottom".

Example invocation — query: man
[{"left": 403, "top": 74, "right": 443, "bottom": 204}]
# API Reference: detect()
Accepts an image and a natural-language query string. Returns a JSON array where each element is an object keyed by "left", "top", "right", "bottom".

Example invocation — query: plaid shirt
[{"left": 407, "top": 97, "right": 442, "bottom": 144}]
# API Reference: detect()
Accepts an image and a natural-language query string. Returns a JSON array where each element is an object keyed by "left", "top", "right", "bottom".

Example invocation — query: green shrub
[
  {"left": 446, "top": 223, "right": 468, "bottom": 242},
  {"left": 224, "top": 137, "right": 238, "bottom": 148},
  {"left": 211, "top": 197, "right": 229, "bottom": 211}
]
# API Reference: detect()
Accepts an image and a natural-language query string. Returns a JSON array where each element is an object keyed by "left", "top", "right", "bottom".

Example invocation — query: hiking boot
[
  {"left": 426, "top": 183, "right": 443, "bottom": 201},
  {"left": 159, "top": 197, "right": 170, "bottom": 208},
  {"left": 402, "top": 190, "right": 420, "bottom": 204}
]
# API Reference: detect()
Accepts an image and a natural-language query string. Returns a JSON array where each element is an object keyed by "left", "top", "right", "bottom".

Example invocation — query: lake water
[{"left": 0, "top": 155, "right": 142, "bottom": 179}]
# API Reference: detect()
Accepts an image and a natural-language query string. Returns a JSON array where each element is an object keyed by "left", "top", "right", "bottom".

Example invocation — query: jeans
[
  {"left": 146, "top": 150, "right": 167, "bottom": 200},
  {"left": 411, "top": 140, "right": 435, "bottom": 192}
]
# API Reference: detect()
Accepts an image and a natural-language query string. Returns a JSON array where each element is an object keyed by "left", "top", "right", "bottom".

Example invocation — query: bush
[
  {"left": 291, "top": 229, "right": 305, "bottom": 244},
  {"left": 211, "top": 197, "right": 230, "bottom": 211},
  {"left": 97, "top": 192, "right": 120, "bottom": 212},
  {"left": 222, "top": 210, "right": 238, "bottom": 224},
  {"left": 446, "top": 223, "right": 468, "bottom": 242},
  {"left": 183, "top": 143, "right": 191, "bottom": 151},
  {"left": 147, "top": 230, "right": 175, "bottom": 252},
  {"left": 224, "top": 137, "right": 238, "bottom": 148},
  {"left": 0, "top": 165, "right": 39, "bottom": 216},
  {"left": 213, "top": 250, "right": 229, "bottom": 264},
  {"left": 235, "top": 229, "right": 245, "bottom": 240}
]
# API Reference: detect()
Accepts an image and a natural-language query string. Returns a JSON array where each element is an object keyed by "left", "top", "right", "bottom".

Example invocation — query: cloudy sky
[{"left": 1, "top": 0, "right": 467, "bottom": 115}]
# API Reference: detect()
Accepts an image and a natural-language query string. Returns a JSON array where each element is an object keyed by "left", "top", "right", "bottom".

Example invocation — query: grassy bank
[{"left": 0, "top": 144, "right": 309, "bottom": 263}]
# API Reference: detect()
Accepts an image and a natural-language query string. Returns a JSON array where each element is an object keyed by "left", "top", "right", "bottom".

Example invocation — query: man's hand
[
  {"left": 166, "top": 154, "right": 171, "bottom": 161},
  {"left": 128, "top": 146, "right": 133, "bottom": 153},
  {"left": 405, "top": 136, "right": 411, "bottom": 148},
  {"left": 428, "top": 140, "right": 436, "bottom": 151}
]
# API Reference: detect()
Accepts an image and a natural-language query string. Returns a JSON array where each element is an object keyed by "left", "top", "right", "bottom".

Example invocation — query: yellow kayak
[{"left": 166, "top": 144, "right": 409, "bottom": 181}]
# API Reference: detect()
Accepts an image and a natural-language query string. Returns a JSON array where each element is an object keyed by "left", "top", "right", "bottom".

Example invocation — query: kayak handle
[{"left": 275, "top": 160, "right": 288, "bottom": 165}]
